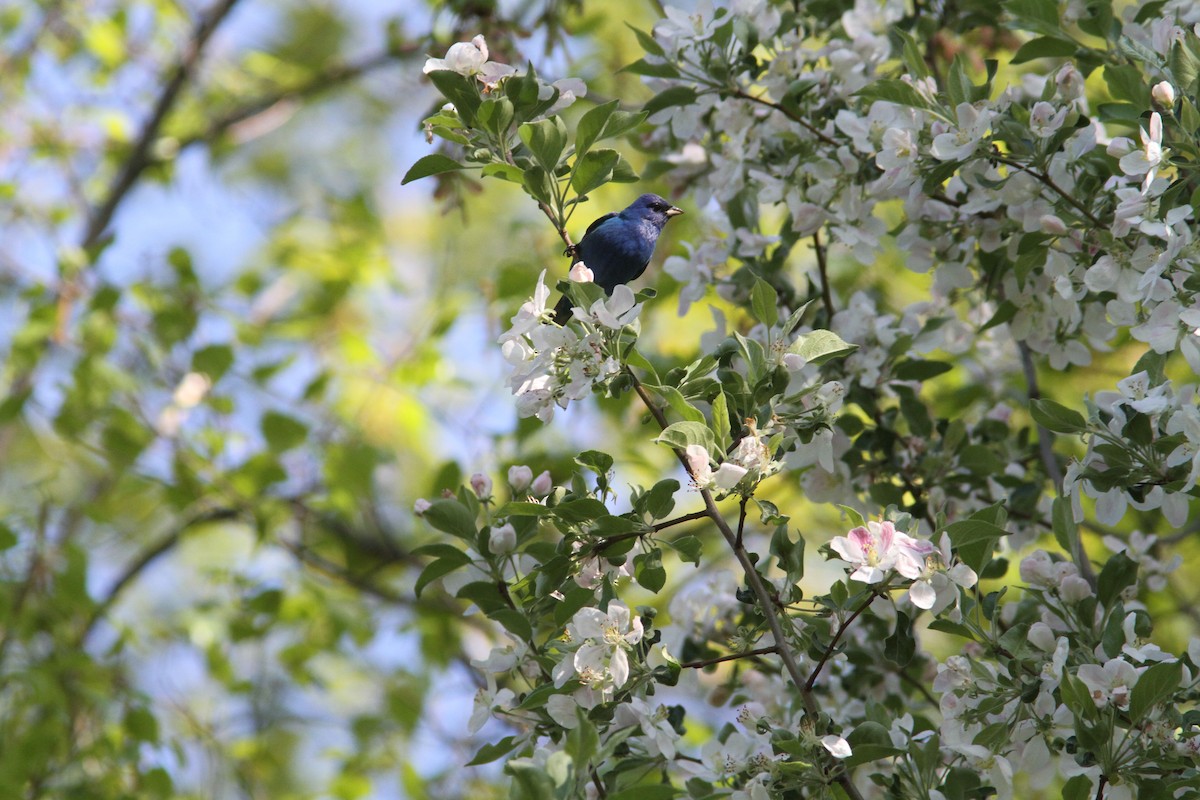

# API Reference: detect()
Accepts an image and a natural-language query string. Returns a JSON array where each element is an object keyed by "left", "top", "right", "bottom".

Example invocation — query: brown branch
[
  {"left": 813, "top": 230, "right": 834, "bottom": 321},
  {"left": 805, "top": 594, "right": 875, "bottom": 691},
  {"left": 173, "top": 48, "right": 411, "bottom": 154},
  {"left": 79, "top": 508, "right": 242, "bottom": 646},
  {"left": 681, "top": 646, "right": 778, "bottom": 669},
  {"left": 627, "top": 369, "right": 865, "bottom": 800},
  {"left": 1018, "top": 341, "right": 1097, "bottom": 588},
  {"left": 653, "top": 510, "right": 709, "bottom": 531},
  {"left": 992, "top": 154, "right": 1104, "bottom": 230},
  {"left": 732, "top": 88, "right": 838, "bottom": 147},
  {"left": 80, "top": 0, "right": 244, "bottom": 250}
]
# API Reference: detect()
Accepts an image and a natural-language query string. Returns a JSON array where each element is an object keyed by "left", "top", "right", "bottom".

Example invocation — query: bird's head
[{"left": 625, "top": 193, "right": 684, "bottom": 229}]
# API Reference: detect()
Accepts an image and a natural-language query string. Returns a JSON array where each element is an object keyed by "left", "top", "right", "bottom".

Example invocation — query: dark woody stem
[{"left": 627, "top": 370, "right": 866, "bottom": 800}]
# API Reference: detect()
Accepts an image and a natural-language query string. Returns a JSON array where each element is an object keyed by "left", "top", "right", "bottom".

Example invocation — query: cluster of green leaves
[{"left": 405, "top": 67, "right": 645, "bottom": 232}]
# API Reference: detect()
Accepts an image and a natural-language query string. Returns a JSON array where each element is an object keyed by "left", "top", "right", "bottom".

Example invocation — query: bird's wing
[{"left": 582, "top": 212, "right": 618, "bottom": 239}]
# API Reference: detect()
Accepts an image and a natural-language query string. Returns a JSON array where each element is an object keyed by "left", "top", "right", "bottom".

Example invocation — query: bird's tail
[{"left": 551, "top": 294, "right": 573, "bottom": 325}]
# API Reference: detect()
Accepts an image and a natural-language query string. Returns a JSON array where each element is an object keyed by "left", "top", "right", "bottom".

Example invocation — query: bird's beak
[{"left": 666, "top": 206, "right": 684, "bottom": 218}]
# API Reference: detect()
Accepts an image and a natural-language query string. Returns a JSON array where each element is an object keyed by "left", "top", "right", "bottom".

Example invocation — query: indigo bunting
[{"left": 552, "top": 193, "right": 683, "bottom": 324}]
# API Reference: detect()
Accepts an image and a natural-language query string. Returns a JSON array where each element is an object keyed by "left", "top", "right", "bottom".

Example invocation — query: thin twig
[
  {"left": 813, "top": 230, "right": 834, "bottom": 322},
  {"left": 805, "top": 594, "right": 875, "bottom": 691},
  {"left": 732, "top": 89, "right": 838, "bottom": 147},
  {"left": 79, "top": 508, "right": 242, "bottom": 646},
  {"left": 681, "top": 646, "right": 778, "bottom": 669},
  {"left": 1018, "top": 341, "right": 1097, "bottom": 588},
  {"left": 992, "top": 154, "right": 1104, "bottom": 229},
  {"left": 627, "top": 370, "right": 865, "bottom": 800},
  {"left": 653, "top": 510, "right": 709, "bottom": 531},
  {"left": 81, "top": 0, "right": 244, "bottom": 249}
]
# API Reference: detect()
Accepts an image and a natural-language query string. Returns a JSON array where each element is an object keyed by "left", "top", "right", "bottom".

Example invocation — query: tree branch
[
  {"left": 627, "top": 369, "right": 865, "bottom": 800},
  {"left": 681, "top": 646, "right": 778, "bottom": 669},
  {"left": 813, "top": 230, "right": 834, "bottom": 321},
  {"left": 992, "top": 154, "right": 1104, "bottom": 230},
  {"left": 80, "top": 0, "right": 244, "bottom": 250},
  {"left": 653, "top": 510, "right": 709, "bottom": 531},
  {"left": 79, "top": 508, "right": 242, "bottom": 646},
  {"left": 1018, "top": 340, "right": 1097, "bottom": 588},
  {"left": 805, "top": 594, "right": 875, "bottom": 691}
]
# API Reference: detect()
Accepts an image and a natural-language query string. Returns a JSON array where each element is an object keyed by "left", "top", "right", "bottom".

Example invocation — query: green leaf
[
  {"left": 415, "top": 553, "right": 472, "bottom": 597},
  {"left": 575, "top": 100, "right": 617, "bottom": 157},
  {"left": 625, "top": 22, "right": 665, "bottom": 56},
  {"left": 1051, "top": 496, "right": 1077, "bottom": 553},
  {"left": 893, "top": 359, "right": 953, "bottom": 381},
  {"left": 621, "top": 58, "right": 680, "bottom": 79},
  {"left": 788, "top": 329, "right": 857, "bottom": 366},
  {"left": 607, "top": 787, "right": 678, "bottom": 800},
  {"left": 844, "top": 721, "right": 903, "bottom": 767},
  {"left": 854, "top": 79, "right": 930, "bottom": 109},
  {"left": 1103, "top": 64, "right": 1149, "bottom": 106},
  {"left": 655, "top": 421, "right": 717, "bottom": 455},
  {"left": 192, "top": 344, "right": 234, "bottom": 382},
  {"left": 711, "top": 391, "right": 732, "bottom": 453},
  {"left": 1030, "top": 399, "right": 1087, "bottom": 434},
  {"left": 947, "top": 54, "right": 974, "bottom": 107},
  {"left": 643, "top": 86, "right": 698, "bottom": 117},
  {"left": 519, "top": 117, "right": 568, "bottom": 172},
  {"left": 456, "top": 581, "right": 507, "bottom": 614},
  {"left": 261, "top": 411, "right": 308, "bottom": 452},
  {"left": 837, "top": 505, "right": 866, "bottom": 529},
  {"left": 571, "top": 148, "right": 620, "bottom": 196},
  {"left": 1097, "top": 552, "right": 1138, "bottom": 608},
  {"left": 427, "top": 69, "right": 482, "bottom": 124},
  {"left": 945, "top": 519, "right": 1009, "bottom": 575},
  {"left": 750, "top": 277, "right": 778, "bottom": 327},
  {"left": 521, "top": 166, "right": 555, "bottom": 206},
  {"left": 468, "top": 736, "right": 520, "bottom": 766},
  {"left": 479, "top": 96, "right": 515, "bottom": 140},
  {"left": 641, "top": 479, "right": 679, "bottom": 520},
  {"left": 1062, "top": 775, "right": 1093, "bottom": 800},
  {"left": 1129, "top": 660, "right": 1182, "bottom": 723},
  {"left": 422, "top": 499, "right": 478, "bottom": 541},
  {"left": 481, "top": 162, "right": 524, "bottom": 182},
  {"left": 884, "top": 611, "right": 916, "bottom": 666},
  {"left": 666, "top": 535, "right": 702, "bottom": 565},
  {"left": 634, "top": 550, "right": 667, "bottom": 592},
  {"left": 650, "top": 384, "right": 706, "bottom": 423},
  {"left": 401, "top": 154, "right": 466, "bottom": 185},
  {"left": 1011, "top": 35, "right": 1078, "bottom": 64}
]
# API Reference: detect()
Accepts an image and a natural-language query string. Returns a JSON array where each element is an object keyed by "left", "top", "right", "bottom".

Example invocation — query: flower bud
[
  {"left": 414, "top": 498, "right": 432, "bottom": 515},
  {"left": 470, "top": 472, "right": 493, "bottom": 499},
  {"left": 530, "top": 470, "right": 553, "bottom": 497},
  {"left": 488, "top": 522, "right": 516, "bottom": 554},
  {"left": 507, "top": 465, "right": 533, "bottom": 492},
  {"left": 1151, "top": 81, "right": 1176, "bottom": 107},
  {"left": 569, "top": 262, "right": 594, "bottom": 282}
]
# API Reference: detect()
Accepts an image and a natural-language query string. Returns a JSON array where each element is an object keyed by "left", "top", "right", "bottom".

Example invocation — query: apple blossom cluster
[
  {"left": 828, "top": 519, "right": 977, "bottom": 612},
  {"left": 638, "top": 0, "right": 1200, "bottom": 529},
  {"left": 497, "top": 270, "right": 642, "bottom": 422},
  {"left": 1062, "top": 371, "right": 1200, "bottom": 528}
]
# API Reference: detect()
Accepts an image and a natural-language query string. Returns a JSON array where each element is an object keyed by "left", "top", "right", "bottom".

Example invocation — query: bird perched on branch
[{"left": 552, "top": 193, "right": 683, "bottom": 324}]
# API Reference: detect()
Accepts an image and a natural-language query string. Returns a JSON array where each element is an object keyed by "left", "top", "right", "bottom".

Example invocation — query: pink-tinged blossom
[
  {"left": 903, "top": 533, "right": 977, "bottom": 612},
  {"left": 569, "top": 261, "right": 594, "bottom": 282},
  {"left": 507, "top": 465, "right": 533, "bottom": 492},
  {"left": 470, "top": 472, "right": 493, "bottom": 499},
  {"left": 830, "top": 520, "right": 931, "bottom": 584},
  {"left": 1151, "top": 81, "right": 1176, "bottom": 107},
  {"left": 530, "top": 470, "right": 554, "bottom": 498}
]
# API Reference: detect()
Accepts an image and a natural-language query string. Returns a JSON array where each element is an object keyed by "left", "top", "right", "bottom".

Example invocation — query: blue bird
[{"left": 553, "top": 193, "right": 683, "bottom": 324}]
